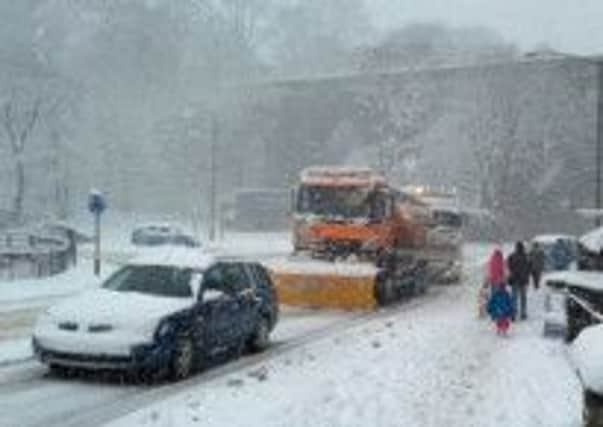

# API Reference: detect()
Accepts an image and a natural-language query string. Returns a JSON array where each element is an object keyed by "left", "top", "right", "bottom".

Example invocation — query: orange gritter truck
[{"left": 268, "top": 166, "right": 439, "bottom": 310}]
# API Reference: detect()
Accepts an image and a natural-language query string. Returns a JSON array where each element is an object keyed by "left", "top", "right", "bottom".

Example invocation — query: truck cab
[{"left": 292, "top": 167, "right": 427, "bottom": 260}]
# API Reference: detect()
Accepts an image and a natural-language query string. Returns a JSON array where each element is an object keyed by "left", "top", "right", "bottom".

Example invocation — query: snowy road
[
  {"left": 105, "top": 277, "right": 582, "bottom": 427},
  {"left": 0, "top": 241, "right": 584, "bottom": 427},
  {"left": 0, "top": 300, "right": 436, "bottom": 427}
]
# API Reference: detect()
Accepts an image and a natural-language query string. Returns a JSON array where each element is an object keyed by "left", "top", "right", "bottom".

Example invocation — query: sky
[{"left": 370, "top": 0, "right": 603, "bottom": 55}]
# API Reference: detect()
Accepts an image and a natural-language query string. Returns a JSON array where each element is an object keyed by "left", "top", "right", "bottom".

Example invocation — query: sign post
[{"left": 87, "top": 190, "right": 106, "bottom": 276}]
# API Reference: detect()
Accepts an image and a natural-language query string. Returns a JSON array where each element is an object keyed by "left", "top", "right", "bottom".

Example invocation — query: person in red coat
[
  {"left": 484, "top": 248, "right": 513, "bottom": 335},
  {"left": 487, "top": 248, "right": 506, "bottom": 287}
]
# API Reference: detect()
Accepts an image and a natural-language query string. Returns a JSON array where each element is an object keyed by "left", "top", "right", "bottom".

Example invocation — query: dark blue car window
[
  {"left": 202, "top": 266, "right": 226, "bottom": 292},
  {"left": 226, "top": 264, "right": 250, "bottom": 293},
  {"left": 202, "top": 263, "right": 249, "bottom": 296}
]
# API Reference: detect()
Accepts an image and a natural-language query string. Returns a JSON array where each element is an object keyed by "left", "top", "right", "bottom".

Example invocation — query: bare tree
[{"left": 0, "top": 90, "right": 41, "bottom": 218}]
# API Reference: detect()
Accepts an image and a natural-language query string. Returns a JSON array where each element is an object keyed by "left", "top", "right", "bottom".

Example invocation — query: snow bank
[
  {"left": 532, "top": 234, "right": 575, "bottom": 245},
  {"left": 206, "top": 232, "right": 292, "bottom": 258},
  {"left": 581, "top": 226, "right": 603, "bottom": 253},
  {"left": 545, "top": 271, "right": 603, "bottom": 292},
  {"left": 0, "top": 262, "right": 108, "bottom": 305},
  {"left": 267, "top": 257, "right": 378, "bottom": 276},
  {"left": 130, "top": 247, "right": 214, "bottom": 270},
  {"left": 0, "top": 338, "right": 31, "bottom": 366},
  {"left": 572, "top": 324, "right": 603, "bottom": 394}
]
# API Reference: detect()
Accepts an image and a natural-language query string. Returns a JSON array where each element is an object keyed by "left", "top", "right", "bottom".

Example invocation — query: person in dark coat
[
  {"left": 507, "top": 241, "right": 531, "bottom": 320},
  {"left": 528, "top": 242, "right": 545, "bottom": 290}
]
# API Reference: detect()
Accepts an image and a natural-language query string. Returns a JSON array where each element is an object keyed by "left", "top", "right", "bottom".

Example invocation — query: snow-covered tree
[
  {"left": 460, "top": 60, "right": 596, "bottom": 236},
  {"left": 264, "top": 0, "right": 374, "bottom": 77},
  {"left": 352, "top": 75, "right": 443, "bottom": 181}
]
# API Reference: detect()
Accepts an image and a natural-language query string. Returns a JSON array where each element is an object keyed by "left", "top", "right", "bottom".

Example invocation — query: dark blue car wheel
[{"left": 248, "top": 316, "right": 271, "bottom": 353}]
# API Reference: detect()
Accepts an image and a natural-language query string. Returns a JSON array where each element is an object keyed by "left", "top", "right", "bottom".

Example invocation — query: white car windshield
[{"left": 102, "top": 265, "right": 193, "bottom": 298}]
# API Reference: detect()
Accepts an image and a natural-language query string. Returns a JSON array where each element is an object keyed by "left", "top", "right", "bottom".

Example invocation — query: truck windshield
[{"left": 296, "top": 185, "right": 371, "bottom": 219}]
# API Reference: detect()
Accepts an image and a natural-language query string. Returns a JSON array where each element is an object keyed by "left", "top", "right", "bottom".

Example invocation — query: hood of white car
[{"left": 45, "top": 288, "right": 194, "bottom": 329}]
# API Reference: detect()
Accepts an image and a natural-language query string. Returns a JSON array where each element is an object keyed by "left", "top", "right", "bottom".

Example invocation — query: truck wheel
[
  {"left": 248, "top": 316, "right": 271, "bottom": 353},
  {"left": 376, "top": 276, "right": 395, "bottom": 305},
  {"left": 415, "top": 271, "right": 428, "bottom": 295},
  {"left": 169, "top": 337, "right": 196, "bottom": 381}
]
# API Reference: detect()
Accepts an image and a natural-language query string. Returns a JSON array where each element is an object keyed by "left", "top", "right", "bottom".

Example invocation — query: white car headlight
[
  {"left": 132, "top": 320, "right": 158, "bottom": 341},
  {"left": 37, "top": 309, "right": 55, "bottom": 325},
  {"left": 33, "top": 309, "right": 56, "bottom": 335}
]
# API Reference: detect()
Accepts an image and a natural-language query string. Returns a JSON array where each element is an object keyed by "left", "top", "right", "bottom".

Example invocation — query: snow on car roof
[
  {"left": 532, "top": 234, "right": 575, "bottom": 244},
  {"left": 545, "top": 271, "right": 603, "bottom": 292},
  {"left": 135, "top": 222, "right": 179, "bottom": 230},
  {"left": 129, "top": 248, "right": 214, "bottom": 270},
  {"left": 580, "top": 226, "right": 603, "bottom": 253}
]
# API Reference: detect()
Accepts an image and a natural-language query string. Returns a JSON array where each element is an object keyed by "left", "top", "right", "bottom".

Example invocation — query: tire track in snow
[
  {"left": 64, "top": 292, "right": 443, "bottom": 427},
  {"left": 273, "top": 285, "right": 483, "bottom": 427},
  {"left": 0, "top": 289, "right": 444, "bottom": 427}
]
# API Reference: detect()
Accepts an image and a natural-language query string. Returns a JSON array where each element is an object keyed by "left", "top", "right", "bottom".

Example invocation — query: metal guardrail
[
  {"left": 0, "top": 231, "right": 73, "bottom": 281},
  {"left": 0, "top": 232, "right": 68, "bottom": 254},
  {"left": 567, "top": 291, "right": 603, "bottom": 323}
]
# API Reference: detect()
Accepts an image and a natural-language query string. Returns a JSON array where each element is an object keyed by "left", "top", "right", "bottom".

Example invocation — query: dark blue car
[
  {"left": 531, "top": 235, "right": 578, "bottom": 272},
  {"left": 32, "top": 253, "right": 278, "bottom": 381}
]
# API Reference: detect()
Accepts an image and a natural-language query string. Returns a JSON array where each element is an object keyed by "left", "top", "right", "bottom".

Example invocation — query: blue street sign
[{"left": 88, "top": 191, "right": 107, "bottom": 215}]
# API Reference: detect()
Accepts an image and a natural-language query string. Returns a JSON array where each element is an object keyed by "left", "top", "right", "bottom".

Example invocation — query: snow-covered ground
[
  {"left": 0, "top": 261, "right": 105, "bottom": 310},
  {"left": 0, "top": 308, "right": 360, "bottom": 427},
  {"left": 0, "top": 239, "right": 586, "bottom": 427},
  {"left": 0, "top": 338, "right": 31, "bottom": 367},
  {"left": 104, "top": 244, "right": 582, "bottom": 427},
  {"left": 72, "top": 210, "right": 292, "bottom": 262},
  {"left": 0, "top": 260, "right": 115, "bottom": 365}
]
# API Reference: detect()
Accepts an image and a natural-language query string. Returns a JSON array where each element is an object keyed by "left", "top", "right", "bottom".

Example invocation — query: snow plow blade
[{"left": 267, "top": 260, "right": 378, "bottom": 310}]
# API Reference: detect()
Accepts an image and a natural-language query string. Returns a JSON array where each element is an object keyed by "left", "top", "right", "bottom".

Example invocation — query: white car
[
  {"left": 32, "top": 250, "right": 279, "bottom": 381},
  {"left": 571, "top": 324, "right": 603, "bottom": 426}
]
